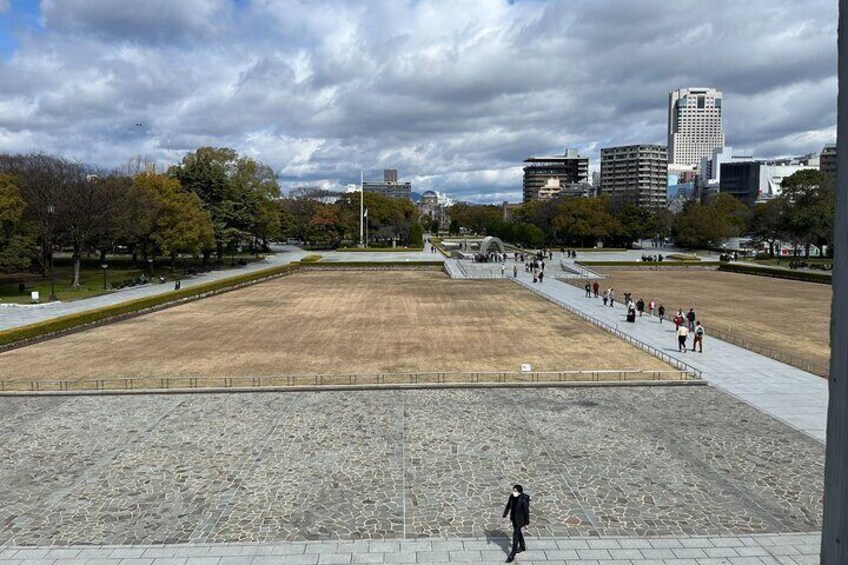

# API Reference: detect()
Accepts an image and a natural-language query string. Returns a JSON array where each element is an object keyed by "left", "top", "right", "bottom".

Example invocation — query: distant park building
[
  {"left": 363, "top": 169, "right": 411, "bottom": 199},
  {"left": 720, "top": 154, "right": 820, "bottom": 207},
  {"left": 821, "top": 144, "right": 837, "bottom": 180},
  {"left": 600, "top": 144, "right": 668, "bottom": 208},
  {"left": 668, "top": 87, "right": 725, "bottom": 167},
  {"left": 523, "top": 149, "right": 589, "bottom": 202},
  {"left": 418, "top": 190, "right": 452, "bottom": 230}
]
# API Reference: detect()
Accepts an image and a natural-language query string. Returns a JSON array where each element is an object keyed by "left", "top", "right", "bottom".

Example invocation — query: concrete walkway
[
  {"left": 0, "top": 532, "right": 821, "bottom": 564},
  {"left": 510, "top": 257, "right": 828, "bottom": 443}
]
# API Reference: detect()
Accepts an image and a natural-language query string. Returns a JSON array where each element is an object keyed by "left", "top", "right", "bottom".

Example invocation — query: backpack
[{"left": 696, "top": 326, "right": 704, "bottom": 336}]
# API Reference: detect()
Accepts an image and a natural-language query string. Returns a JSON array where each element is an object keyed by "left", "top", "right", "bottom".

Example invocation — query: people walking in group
[
  {"left": 538, "top": 271, "right": 544, "bottom": 283},
  {"left": 502, "top": 264, "right": 506, "bottom": 277},
  {"left": 603, "top": 288, "right": 609, "bottom": 306},
  {"left": 692, "top": 321, "right": 704, "bottom": 353},
  {"left": 636, "top": 298, "right": 645, "bottom": 317},
  {"left": 592, "top": 281, "right": 599, "bottom": 298},
  {"left": 657, "top": 304, "right": 665, "bottom": 323},
  {"left": 677, "top": 324, "right": 689, "bottom": 352},
  {"left": 674, "top": 309, "right": 684, "bottom": 330},
  {"left": 585, "top": 283, "right": 591, "bottom": 297},
  {"left": 503, "top": 484, "right": 531, "bottom": 563},
  {"left": 686, "top": 308, "right": 696, "bottom": 331},
  {"left": 513, "top": 265, "right": 518, "bottom": 278},
  {"left": 609, "top": 288, "right": 616, "bottom": 307},
  {"left": 648, "top": 299, "right": 655, "bottom": 317}
]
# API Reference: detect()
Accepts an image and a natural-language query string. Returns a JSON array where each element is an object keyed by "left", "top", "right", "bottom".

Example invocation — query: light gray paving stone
[
  {"left": 446, "top": 551, "right": 481, "bottom": 562},
  {"left": 169, "top": 549, "right": 211, "bottom": 558},
  {"left": 704, "top": 547, "right": 741, "bottom": 558},
  {"left": 766, "top": 546, "right": 801, "bottom": 556},
  {"left": 428, "top": 542, "right": 464, "bottom": 553},
  {"left": 413, "top": 551, "right": 451, "bottom": 563},
  {"left": 9, "top": 551, "right": 49, "bottom": 560},
  {"left": 278, "top": 555, "right": 320, "bottom": 565},
  {"left": 110, "top": 549, "right": 147, "bottom": 560},
  {"left": 150, "top": 559, "right": 188, "bottom": 565},
  {"left": 577, "top": 550, "right": 613, "bottom": 560},
  {"left": 617, "top": 540, "right": 654, "bottom": 550},
  {"left": 608, "top": 549, "right": 644, "bottom": 560},
  {"left": 316, "top": 554, "right": 352, "bottom": 565},
  {"left": 368, "top": 544, "right": 400, "bottom": 555},
  {"left": 116, "top": 559, "right": 155, "bottom": 565},
  {"left": 588, "top": 540, "right": 622, "bottom": 550},
  {"left": 253, "top": 545, "right": 307, "bottom": 556},
  {"left": 710, "top": 539, "right": 745, "bottom": 548},
  {"left": 734, "top": 547, "right": 770, "bottom": 557},
  {"left": 786, "top": 555, "right": 818, "bottom": 565},
  {"left": 679, "top": 540, "right": 716, "bottom": 549},
  {"left": 728, "top": 558, "right": 769, "bottom": 565},
  {"left": 555, "top": 540, "right": 591, "bottom": 550},
  {"left": 182, "top": 558, "right": 220, "bottom": 565},
  {"left": 141, "top": 549, "right": 176, "bottom": 559},
  {"left": 664, "top": 559, "right": 699, "bottom": 565},
  {"left": 543, "top": 550, "right": 580, "bottom": 560},
  {"left": 648, "top": 540, "right": 684, "bottom": 549},
  {"left": 350, "top": 553, "right": 384, "bottom": 564},
  {"left": 641, "top": 549, "right": 677, "bottom": 560},
  {"left": 672, "top": 548, "right": 709, "bottom": 559}
]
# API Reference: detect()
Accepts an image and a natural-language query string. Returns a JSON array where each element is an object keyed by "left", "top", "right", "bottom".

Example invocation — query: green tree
[
  {"left": 779, "top": 170, "right": 835, "bottom": 258},
  {"left": 410, "top": 222, "right": 424, "bottom": 247},
  {"left": 553, "top": 198, "right": 620, "bottom": 247},
  {"left": 0, "top": 173, "right": 37, "bottom": 272},
  {"left": 671, "top": 194, "right": 748, "bottom": 249},
  {"left": 448, "top": 219, "right": 459, "bottom": 235},
  {"left": 749, "top": 198, "right": 787, "bottom": 257}
]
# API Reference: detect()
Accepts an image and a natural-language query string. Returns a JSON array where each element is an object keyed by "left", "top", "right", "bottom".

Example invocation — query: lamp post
[
  {"left": 46, "top": 204, "right": 57, "bottom": 301},
  {"left": 147, "top": 257, "right": 154, "bottom": 277},
  {"left": 101, "top": 263, "right": 108, "bottom": 290}
]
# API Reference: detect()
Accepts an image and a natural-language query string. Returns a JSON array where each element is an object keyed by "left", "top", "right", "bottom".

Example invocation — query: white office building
[{"left": 668, "top": 87, "right": 725, "bottom": 167}]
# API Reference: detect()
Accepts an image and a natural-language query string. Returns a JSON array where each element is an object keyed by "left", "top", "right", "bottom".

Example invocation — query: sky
[{"left": 0, "top": 0, "right": 838, "bottom": 203}]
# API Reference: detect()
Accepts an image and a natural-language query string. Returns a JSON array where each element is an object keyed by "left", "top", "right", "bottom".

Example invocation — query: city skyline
[{"left": 0, "top": 0, "right": 838, "bottom": 203}]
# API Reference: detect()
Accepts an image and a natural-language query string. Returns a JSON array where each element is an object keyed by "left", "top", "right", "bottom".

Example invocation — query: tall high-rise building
[
  {"left": 668, "top": 87, "right": 725, "bottom": 167},
  {"left": 522, "top": 149, "right": 589, "bottom": 202},
  {"left": 600, "top": 144, "right": 668, "bottom": 208}
]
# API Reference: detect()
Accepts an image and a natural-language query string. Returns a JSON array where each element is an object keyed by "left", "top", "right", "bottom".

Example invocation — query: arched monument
[{"left": 479, "top": 236, "right": 506, "bottom": 255}]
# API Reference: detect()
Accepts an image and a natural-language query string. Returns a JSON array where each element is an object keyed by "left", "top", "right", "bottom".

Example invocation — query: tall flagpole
[{"left": 360, "top": 171, "right": 364, "bottom": 247}]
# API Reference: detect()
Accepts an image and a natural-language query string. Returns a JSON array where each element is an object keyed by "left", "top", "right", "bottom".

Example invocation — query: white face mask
[{"left": 512, "top": 491, "right": 520, "bottom": 497}]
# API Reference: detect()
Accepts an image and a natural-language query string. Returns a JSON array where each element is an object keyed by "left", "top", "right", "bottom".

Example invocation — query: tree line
[
  {"left": 0, "top": 148, "right": 282, "bottom": 285},
  {"left": 446, "top": 170, "right": 835, "bottom": 255}
]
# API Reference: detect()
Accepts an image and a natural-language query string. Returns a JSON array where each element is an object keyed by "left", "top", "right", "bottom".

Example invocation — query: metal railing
[
  {"left": 513, "top": 279, "right": 703, "bottom": 379},
  {"left": 558, "top": 258, "right": 604, "bottom": 279},
  {"left": 0, "top": 369, "right": 696, "bottom": 393}
]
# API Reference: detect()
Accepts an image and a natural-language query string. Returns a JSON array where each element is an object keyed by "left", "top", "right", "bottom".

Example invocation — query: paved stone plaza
[{"left": 0, "top": 387, "right": 823, "bottom": 547}]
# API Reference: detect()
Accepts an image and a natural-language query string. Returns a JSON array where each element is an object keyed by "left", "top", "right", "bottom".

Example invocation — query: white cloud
[
  {"left": 0, "top": 0, "right": 10, "bottom": 15},
  {"left": 0, "top": 0, "right": 838, "bottom": 202}
]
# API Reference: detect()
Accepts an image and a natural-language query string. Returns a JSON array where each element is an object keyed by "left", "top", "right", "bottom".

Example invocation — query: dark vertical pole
[{"left": 822, "top": 0, "right": 848, "bottom": 562}]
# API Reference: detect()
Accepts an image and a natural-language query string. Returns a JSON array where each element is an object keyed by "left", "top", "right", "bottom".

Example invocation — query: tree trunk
[
  {"left": 769, "top": 240, "right": 775, "bottom": 257},
  {"left": 130, "top": 246, "right": 138, "bottom": 267},
  {"left": 805, "top": 243, "right": 811, "bottom": 259},
  {"left": 71, "top": 248, "right": 81, "bottom": 288},
  {"left": 216, "top": 241, "right": 224, "bottom": 264},
  {"left": 99, "top": 249, "right": 107, "bottom": 263}
]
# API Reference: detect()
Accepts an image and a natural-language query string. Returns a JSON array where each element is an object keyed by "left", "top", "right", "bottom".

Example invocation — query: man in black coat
[{"left": 502, "top": 484, "right": 530, "bottom": 562}]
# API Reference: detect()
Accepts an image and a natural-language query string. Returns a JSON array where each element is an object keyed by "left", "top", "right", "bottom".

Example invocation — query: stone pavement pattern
[
  {"left": 504, "top": 258, "right": 828, "bottom": 442},
  {"left": 0, "top": 388, "right": 823, "bottom": 547},
  {"left": 0, "top": 532, "right": 823, "bottom": 564}
]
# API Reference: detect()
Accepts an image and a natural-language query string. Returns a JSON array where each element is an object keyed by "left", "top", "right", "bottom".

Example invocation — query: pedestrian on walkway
[
  {"left": 503, "top": 484, "right": 530, "bottom": 563},
  {"left": 513, "top": 265, "right": 518, "bottom": 278},
  {"left": 636, "top": 298, "right": 645, "bottom": 317},
  {"left": 674, "top": 310, "right": 684, "bottom": 330},
  {"left": 657, "top": 304, "right": 665, "bottom": 323},
  {"left": 585, "top": 283, "right": 591, "bottom": 297},
  {"left": 538, "top": 271, "right": 544, "bottom": 283},
  {"left": 502, "top": 264, "right": 506, "bottom": 277},
  {"left": 603, "top": 288, "right": 609, "bottom": 306},
  {"left": 677, "top": 324, "right": 689, "bottom": 352},
  {"left": 532, "top": 272, "right": 537, "bottom": 283},
  {"left": 593, "top": 281, "right": 599, "bottom": 298},
  {"left": 686, "top": 308, "right": 696, "bottom": 331},
  {"left": 609, "top": 288, "right": 616, "bottom": 307},
  {"left": 692, "top": 321, "right": 704, "bottom": 353},
  {"left": 648, "top": 299, "right": 655, "bottom": 316}
]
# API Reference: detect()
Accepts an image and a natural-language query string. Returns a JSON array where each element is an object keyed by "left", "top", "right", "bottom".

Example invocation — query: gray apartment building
[
  {"left": 821, "top": 144, "right": 837, "bottom": 180},
  {"left": 522, "top": 149, "right": 589, "bottom": 202},
  {"left": 600, "top": 144, "right": 668, "bottom": 208},
  {"left": 363, "top": 169, "right": 412, "bottom": 199}
]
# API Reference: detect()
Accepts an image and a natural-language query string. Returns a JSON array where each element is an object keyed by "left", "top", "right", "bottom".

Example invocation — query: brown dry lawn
[
  {"left": 0, "top": 271, "right": 673, "bottom": 387},
  {"left": 596, "top": 269, "right": 831, "bottom": 370}
]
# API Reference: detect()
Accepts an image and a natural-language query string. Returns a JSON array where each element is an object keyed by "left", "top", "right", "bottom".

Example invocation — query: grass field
[
  {"left": 0, "top": 271, "right": 673, "bottom": 387},
  {"left": 593, "top": 269, "right": 831, "bottom": 370}
]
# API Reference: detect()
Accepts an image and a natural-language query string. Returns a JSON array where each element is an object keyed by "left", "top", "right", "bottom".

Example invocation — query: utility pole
[
  {"left": 360, "top": 171, "right": 364, "bottom": 247},
  {"left": 822, "top": 0, "right": 848, "bottom": 562}
]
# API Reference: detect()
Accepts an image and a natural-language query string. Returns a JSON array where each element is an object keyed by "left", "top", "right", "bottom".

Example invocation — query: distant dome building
[
  {"left": 417, "top": 190, "right": 452, "bottom": 232},
  {"left": 421, "top": 191, "right": 439, "bottom": 205}
]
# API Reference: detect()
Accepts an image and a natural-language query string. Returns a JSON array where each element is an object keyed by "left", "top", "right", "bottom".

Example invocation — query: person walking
[
  {"left": 513, "top": 265, "right": 518, "bottom": 278},
  {"left": 636, "top": 298, "right": 645, "bottom": 317},
  {"left": 538, "top": 271, "right": 544, "bottom": 283},
  {"left": 686, "top": 308, "right": 696, "bottom": 331},
  {"left": 592, "top": 281, "right": 599, "bottom": 298},
  {"left": 648, "top": 299, "right": 655, "bottom": 317},
  {"left": 502, "top": 264, "right": 506, "bottom": 277},
  {"left": 603, "top": 288, "right": 609, "bottom": 306},
  {"left": 503, "top": 484, "right": 531, "bottom": 562},
  {"left": 677, "top": 324, "right": 689, "bottom": 353},
  {"left": 657, "top": 304, "right": 665, "bottom": 324},
  {"left": 585, "top": 283, "right": 591, "bottom": 297},
  {"left": 609, "top": 289, "right": 616, "bottom": 307},
  {"left": 692, "top": 321, "right": 704, "bottom": 353}
]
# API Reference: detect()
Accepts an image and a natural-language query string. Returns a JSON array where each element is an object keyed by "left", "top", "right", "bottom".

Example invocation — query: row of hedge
[
  {"left": 576, "top": 261, "right": 722, "bottom": 267},
  {"left": 334, "top": 247, "right": 424, "bottom": 252},
  {"left": 428, "top": 238, "right": 451, "bottom": 258},
  {"left": 301, "top": 261, "right": 444, "bottom": 268},
  {"left": 0, "top": 256, "right": 449, "bottom": 349},
  {"left": 719, "top": 262, "right": 833, "bottom": 284}
]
